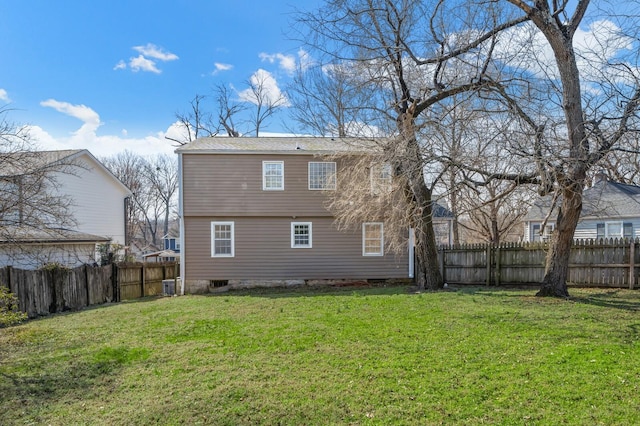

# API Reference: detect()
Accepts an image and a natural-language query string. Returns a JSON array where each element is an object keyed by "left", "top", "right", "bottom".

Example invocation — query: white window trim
[
  {"left": 262, "top": 161, "right": 284, "bottom": 191},
  {"left": 605, "top": 221, "right": 623, "bottom": 238},
  {"left": 531, "top": 222, "right": 554, "bottom": 242},
  {"left": 211, "top": 221, "right": 235, "bottom": 257},
  {"left": 291, "top": 222, "right": 312, "bottom": 248},
  {"left": 363, "top": 222, "right": 384, "bottom": 256},
  {"left": 308, "top": 162, "right": 337, "bottom": 190},
  {"left": 370, "top": 163, "right": 392, "bottom": 195}
]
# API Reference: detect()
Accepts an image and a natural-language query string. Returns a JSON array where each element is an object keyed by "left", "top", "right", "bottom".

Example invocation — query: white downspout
[
  {"left": 178, "top": 151, "right": 186, "bottom": 295},
  {"left": 408, "top": 228, "right": 415, "bottom": 278}
]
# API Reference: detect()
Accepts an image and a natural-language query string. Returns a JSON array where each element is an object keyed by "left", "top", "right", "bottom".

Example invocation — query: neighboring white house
[
  {"left": 523, "top": 177, "right": 640, "bottom": 242},
  {"left": 0, "top": 228, "right": 111, "bottom": 269},
  {"left": 0, "top": 149, "right": 132, "bottom": 268}
]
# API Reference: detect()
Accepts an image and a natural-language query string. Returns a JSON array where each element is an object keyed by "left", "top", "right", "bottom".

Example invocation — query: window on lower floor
[
  {"left": 532, "top": 223, "right": 554, "bottom": 242},
  {"left": 211, "top": 221, "right": 234, "bottom": 257},
  {"left": 363, "top": 222, "right": 384, "bottom": 256},
  {"left": 291, "top": 222, "right": 312, "bottom": 248},
  {"left": 597, "top": 221, "right": 633, "bottom": 239}
]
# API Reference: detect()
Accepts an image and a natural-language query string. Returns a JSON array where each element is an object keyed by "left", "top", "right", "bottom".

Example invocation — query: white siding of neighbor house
[
  {"left": 574, "top": 218, "right": 640, "bottom": 240},
  {"left": 525, "top": 218, "right": 640, "bottom": 242},
  {"left": 52, "top": 153, "right": 130, "bottom": 245},
  {"left": 0, "top": 243, "right": 98, "bottom": 269}
]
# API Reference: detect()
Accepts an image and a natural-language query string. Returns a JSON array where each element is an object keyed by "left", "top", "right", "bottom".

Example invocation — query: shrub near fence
[
  {"left": 0, "top": 262, "right": 179, "bottom": 318},
  {"left": 438, "top": 239, "right": 639, "bottom": 289}
]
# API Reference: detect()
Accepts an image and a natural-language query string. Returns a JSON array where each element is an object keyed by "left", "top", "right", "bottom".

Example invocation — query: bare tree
[
  {"left": 168, "top": 94, "right": 217, "bottom": 145},
  {"left": 299, "top": 0, "right": 640, "bottom": 296},
  {"left": 100, "top": 151, "right": 147, "bottom": 247},
  {"left": 145, "top": 155, "right": 179, "bottom": 239},
  {"left": 102, "top": 152, "right": 178, "bottom": 251},
  {"left": 287, "top": 63, "right": 372, "bottom": 137},
  {"left": 0, "top": 106, "right": 81, "bottom": 264},
  {"left": 297, "top": 0, "right": 528, "bottom": 290},
  {"left": 241, "top": 69, "right": 288, "bottom": 137},
  {"left": 215, "top": 84, "right": 245, "bottom": 137},
  {"left": 480, "top": 1, "right": 640, "bottom": 297},
  {"left": 170, "top": 83, "right": 248, "bottom": 144}
]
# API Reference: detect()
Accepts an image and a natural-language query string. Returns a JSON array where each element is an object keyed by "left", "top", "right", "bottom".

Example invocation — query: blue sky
[{"left": 0, "top": 1, "right": 319, "bottom": 157}]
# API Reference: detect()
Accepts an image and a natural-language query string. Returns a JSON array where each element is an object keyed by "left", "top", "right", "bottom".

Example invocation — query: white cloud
[
  {"left": 259, "top": 52, "right": 297, "bottom": 75},
  {"left": 212, "top": 62, "right": 233, "bottom": 75},
  {"left": 0, "top": 88, "right": 10, "bottom": 102},
  {"left": 133, "top": 43, "right": 179, "bottom": 61},
  {"left": 40, "top": 99, "right": 101, "bottom": 129},
  {"left": 238, "top": 69, "right": 290, "bottom": 107},
  {"left": 35, "top": 99, "right": 176, "bottom": 157},
  {"left": 113, "top": 60, "right": 127, "bottom": 71},
  {"left": 297, "top": 49, "right": 314, "bottom": 72},
  {"left": 495, "top": 19, "right": 634, "bottom": 83},
  {"left": 114, "top": 43, "right": 178, "bottom": 74},
  {"left": 129, "top": 55, "right": 162, "bottom": 74}
]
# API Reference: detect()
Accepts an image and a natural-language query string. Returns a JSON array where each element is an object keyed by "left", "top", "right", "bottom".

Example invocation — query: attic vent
[{"left": 211, "top": 280, "right": 228, "bottom": 288}]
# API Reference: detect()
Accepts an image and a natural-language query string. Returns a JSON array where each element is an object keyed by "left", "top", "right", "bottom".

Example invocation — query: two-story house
[
  {"left": 177, "top": 137, "right": 453, "bottom": 294},
  {"left": 0, "top": 149, "right": 132, "bottom": 268}
]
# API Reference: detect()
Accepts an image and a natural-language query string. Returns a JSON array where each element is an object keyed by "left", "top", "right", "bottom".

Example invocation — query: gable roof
[
  {"left": 525, "top": 179, "right": 640, "bottom": 221},
  {"left": 176, "top": 137, "right": 382, "bottom": 154},
  {"left": 0, "top": 149, "right": 132, "bottom": 195}
]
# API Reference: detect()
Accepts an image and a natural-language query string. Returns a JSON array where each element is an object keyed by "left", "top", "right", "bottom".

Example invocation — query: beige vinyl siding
[
  {"left": 184, "top": 216, "right": 409, "bottom": 281},
  {"left": 183, "top": 154, "right": 332, "bottom": 217}
]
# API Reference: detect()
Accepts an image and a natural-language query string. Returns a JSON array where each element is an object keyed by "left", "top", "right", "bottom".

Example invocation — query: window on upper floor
[
  {"left": 308, "top": 162, "right": 336, "bottom": 190},
  {"left": 363, "top": 222, "right": 384, "bottom": 256},
  {"left": 211, "top": 221, "right": 234, "bottom": 257},
  {"left": 370, "top": 163, "right": 392, "bottom": 195},
  {"left": 291, "top": 222, "right": 312, "bottom": 248},
  {"left": 263, "top": 161, "right": 284, "bottom": 190}
]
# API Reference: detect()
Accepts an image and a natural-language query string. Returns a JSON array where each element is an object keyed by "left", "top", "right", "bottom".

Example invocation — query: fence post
[
  {"left": 141, "top": 263, "right": 146, "bottom": 297},
  {"left": 496, "top": 245, "right": 501, "bottom": 287},
  {"left": 630, "top": 240, "right": 636, "bottom": 290},
  {"left": 440, "top": 247, "right": 446, "bottom": 284},
  {"left": 85, "top": 264, "right": 91, "bottom": 306},
  {"left": 112, "top": 263, "right": 120, "bottom": 302},
  {"left": 486, "top": 245, "right": 491, "bottom": 286},
  {"left": 7, "top": 265, "right": 12, "bottom": 293}
]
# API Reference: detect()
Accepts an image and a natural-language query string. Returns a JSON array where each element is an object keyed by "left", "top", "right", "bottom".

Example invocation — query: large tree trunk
[
  {"left": 400, "top": 116, "right": 443, "bottom": 291},
  {"left": 536, "top": 184, "right": 583, "bottom": 297},
  {"left": 413, "top": 196, "right": 444, "bottom": 291},
  {"left": 529, "top": 6, "right": 589, "bottom": 297}
]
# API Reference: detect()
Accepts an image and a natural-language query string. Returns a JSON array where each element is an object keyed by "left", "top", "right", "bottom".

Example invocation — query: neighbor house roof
[
  {"left": 0, "top": 149, "right": 132, "bottom": 195},
  {"left": 525, "top": 179, "right": 640, "bottom": 221},
  {"left": 0, "top": 227, "right": 110, "bottom": 244},
  {"left": 0, "top": 149, "right": 84, "bottom": 176},
  {"left": 176, "top": 137, "right": 384, "bottom": 154},
  {"left": 433, "top": 203, "right": 454, "bottom": 218}
]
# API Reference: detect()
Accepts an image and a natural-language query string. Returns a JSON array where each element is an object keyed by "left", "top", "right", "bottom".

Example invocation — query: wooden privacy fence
[
  {"left": 438, "top": 239, "right": 639, "bottom": 289},
  {"left": 117, "top": 262, "right": 179, "bottom": 300},
  {"left": 0, "top": 262, "right": 179, "bottom": 318}
]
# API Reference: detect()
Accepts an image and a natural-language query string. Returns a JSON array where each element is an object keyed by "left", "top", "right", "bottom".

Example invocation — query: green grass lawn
[{"left": 1, "top": 285, "right": 639, "bottom": 425}]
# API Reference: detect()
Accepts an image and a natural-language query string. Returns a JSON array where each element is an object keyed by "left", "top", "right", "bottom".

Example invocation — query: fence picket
[
  {"left": 438, "top": 239, "right": 640, "bottom": 289},
  {"left": 0, "top": 262, "right": 179, "bottom": 317}
]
